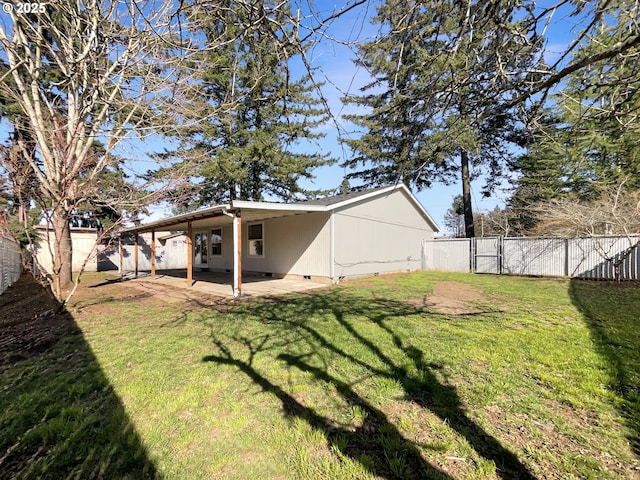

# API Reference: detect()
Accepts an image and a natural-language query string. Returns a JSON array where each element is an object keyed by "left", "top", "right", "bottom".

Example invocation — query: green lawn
[{"left": 1, "top": 272, "right": 639, "bottom": 479}]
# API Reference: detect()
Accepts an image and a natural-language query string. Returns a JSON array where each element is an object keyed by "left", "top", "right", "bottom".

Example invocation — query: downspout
[
  {"left": 222, "top": 208, "right": 241, "bottom": 297},
  {"left": 329, "top": 211, "right": 335, "bottom": 282}
]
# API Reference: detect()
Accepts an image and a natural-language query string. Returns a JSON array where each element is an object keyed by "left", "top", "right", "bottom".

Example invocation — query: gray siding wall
[
  {"left": 333, "top": 189, "right": 435, "bottom": 277},
  {"left": 242, "top": 212, "right": 331, "bottom": 277}
]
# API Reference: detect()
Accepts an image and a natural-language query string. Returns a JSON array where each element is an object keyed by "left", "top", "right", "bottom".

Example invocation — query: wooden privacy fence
[
  {"left": 422, "top": 235, "right": 640, "bottom": 280},
  {"left": 0, "top": 235, "right": 22, "bottom": 295}
]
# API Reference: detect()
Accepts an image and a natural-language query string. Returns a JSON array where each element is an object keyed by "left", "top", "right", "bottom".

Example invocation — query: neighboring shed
[
  {"left": 119, "top": 184, "right": 439, "bottom": 296},
  {"left": 34, "top": 226, "right": 99, "bottom": 274}
]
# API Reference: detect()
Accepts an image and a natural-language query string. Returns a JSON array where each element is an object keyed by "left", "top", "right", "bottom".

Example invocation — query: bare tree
[
  {"left": 476, "top": 207, "right": 515, "bottom": 238},
  {"left": 532, "top": 180, "right": 640, "bottom": 280},
  {"left": 0, "top": 0, "right": 190, "bottom": 300}
]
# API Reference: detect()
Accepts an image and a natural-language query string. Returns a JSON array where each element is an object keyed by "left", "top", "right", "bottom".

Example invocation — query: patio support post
[
  {"left": 118, "top": 235, "right": 123, "bottom": 277},
  {"left": 233, "top": 210, "right": 242, "bottom": 297},
  {"left": 134, "top": 233, "right": 139, "bottom": 277},
  {"left": 187, "top": 222, "right": 193, "bottom": 287},
  {"left": 151, "top": 230, "right": 156, "bottom": 279}
]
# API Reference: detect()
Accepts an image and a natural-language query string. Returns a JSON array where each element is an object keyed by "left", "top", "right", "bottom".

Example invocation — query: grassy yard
[{"left": 1, "top": 271, "right": 639, "bottom": 479}]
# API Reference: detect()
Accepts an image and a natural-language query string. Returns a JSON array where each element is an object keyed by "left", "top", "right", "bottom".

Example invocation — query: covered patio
[{"left": 117, "top": 201, "right": 328, "bottom": 297}]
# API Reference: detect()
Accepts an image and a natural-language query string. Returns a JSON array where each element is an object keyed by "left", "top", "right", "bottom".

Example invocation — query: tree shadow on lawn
[
  {"left": 0, "top": 274, "right": 158, "bottom": 479},
  {"left": 569, "top": 280, "right": 640, "bottom": 458},
  {"left": 201, "top": 289, "right": 536, "bottom": 479}
]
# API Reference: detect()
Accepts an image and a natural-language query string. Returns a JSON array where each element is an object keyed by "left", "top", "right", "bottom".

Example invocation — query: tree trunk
[
  {"left": 52, "top": 208, "right": 73, "bottom": 298},
  {"left": 461, "top": 150, "right": 475, "bottom": 238}
]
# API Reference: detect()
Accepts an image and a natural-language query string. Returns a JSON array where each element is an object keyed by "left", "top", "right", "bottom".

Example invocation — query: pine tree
[{"left": 167, "top": 0, "right": 334, "bottom": 208}]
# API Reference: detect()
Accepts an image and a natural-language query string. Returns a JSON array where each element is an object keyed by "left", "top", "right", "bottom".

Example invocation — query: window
[
  {"left": 248, "top": 223, "right": 264, "bottom": 257},
  {"left": 211, "top": 229, "right": 222, "bottom": 256}
]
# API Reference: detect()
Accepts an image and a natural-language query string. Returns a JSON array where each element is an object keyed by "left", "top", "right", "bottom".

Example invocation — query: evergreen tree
[
  {"left": 338, "top": 178, "right": 351, "bottom": 195},
  {"left": 167, "top": 0, "right": 333, "bottom": 208},
  {"left": 443, "top": 195, "right": 465, "bottom": 238},
  {"left": 342, "top": 0, "right": 540, "bottom": 237},
  {"left": 509, "top": 0, "right": 640, "bottom": 233}
]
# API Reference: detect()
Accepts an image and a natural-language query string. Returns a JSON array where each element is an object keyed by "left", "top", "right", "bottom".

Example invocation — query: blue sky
[{"left": 134, "top": 1, "right": 496, "bottom": 231}]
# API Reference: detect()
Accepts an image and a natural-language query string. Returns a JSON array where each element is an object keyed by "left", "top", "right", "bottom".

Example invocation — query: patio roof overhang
[{"left": 119, "top": 202, "right": 328, "bottom": 234}]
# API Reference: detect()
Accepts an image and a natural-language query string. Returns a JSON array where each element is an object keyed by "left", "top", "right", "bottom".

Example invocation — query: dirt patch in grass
[
  {"left": 124, "top": 280, "right": 229, "bottom": 306},
  {"left": 68, "top": 274, "right": 230, "bottom": 316},
  {"left": 0, "top": 274, "right": 79, "bottom": 366},
  {"left": 407, "top": 280, "right": 488, "bottom": 315}
]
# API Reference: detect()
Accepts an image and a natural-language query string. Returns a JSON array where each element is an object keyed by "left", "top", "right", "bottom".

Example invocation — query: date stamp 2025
[{"left": 2, "top": 3, "right": 47, "bottom": 14}]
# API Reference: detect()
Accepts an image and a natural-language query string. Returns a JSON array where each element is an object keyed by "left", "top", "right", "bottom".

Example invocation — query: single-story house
[{"left": 119, "top": 184, "right": 440, "bottom": 296}]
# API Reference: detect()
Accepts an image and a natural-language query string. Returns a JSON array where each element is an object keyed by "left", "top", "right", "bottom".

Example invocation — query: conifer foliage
[
  {"left": 341, "top": 0, "right": 540, "bottom": 237},
  {"left": 166, "top": 0, "right": 334, "bottom": 208}
]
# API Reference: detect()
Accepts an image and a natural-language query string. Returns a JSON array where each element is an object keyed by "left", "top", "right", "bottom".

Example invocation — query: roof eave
[
  {"left": 119, "top": 203, "right": 233, "bottom": 234},
  {"left": 231, "top": 200, "right": 328, "bottom": 212}
]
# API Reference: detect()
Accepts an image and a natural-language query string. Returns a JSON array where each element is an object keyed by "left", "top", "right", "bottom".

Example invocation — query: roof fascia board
[
  {"left": 230, "top": 200, "right": 327, "bottom": 212},
  {"left": 326, "top": 185, "right": 397, "bottom": 210}
]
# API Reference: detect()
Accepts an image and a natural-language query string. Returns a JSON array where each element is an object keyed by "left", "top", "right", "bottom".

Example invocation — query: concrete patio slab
[{"left": 118, "top": 270, "right": 328, "bottom": 298}]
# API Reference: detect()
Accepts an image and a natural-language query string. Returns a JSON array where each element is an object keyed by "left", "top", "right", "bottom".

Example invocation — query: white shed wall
[
  {"left": 333, "top": 189, "right": 435, "bottom": 277},
  {"left": 35, "top": 229, "right": 98, "bottom": 273}
]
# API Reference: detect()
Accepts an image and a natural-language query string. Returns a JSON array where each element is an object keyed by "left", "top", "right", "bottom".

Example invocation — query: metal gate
[{"left": 474, "top": 237, "right": 501, "bottom": 274}]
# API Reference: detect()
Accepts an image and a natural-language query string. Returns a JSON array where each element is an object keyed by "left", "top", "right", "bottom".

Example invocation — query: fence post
[
  {"left": 470, "top": 237, "right": 476, "bottom": 273},
  {"left": 564, "top": 238, "right": 569, "bottom": 277}
]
